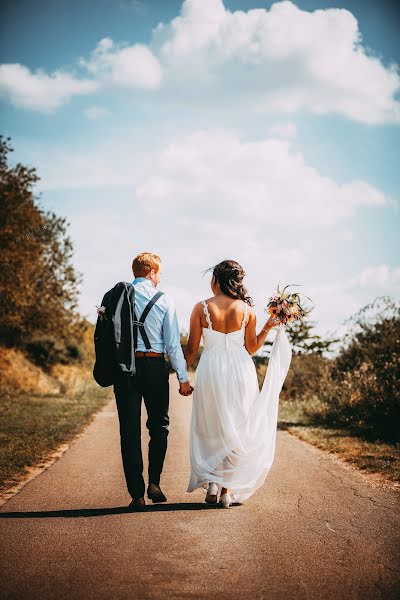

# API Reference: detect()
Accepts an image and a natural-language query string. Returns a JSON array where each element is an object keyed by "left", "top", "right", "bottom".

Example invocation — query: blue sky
[{"left": 1, "top": 0, "right": 399, "bottom": 335}]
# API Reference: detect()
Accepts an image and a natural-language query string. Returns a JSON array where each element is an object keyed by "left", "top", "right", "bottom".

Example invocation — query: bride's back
[{"left": 201, "top": 296, "right": 246, "bottom": 334}]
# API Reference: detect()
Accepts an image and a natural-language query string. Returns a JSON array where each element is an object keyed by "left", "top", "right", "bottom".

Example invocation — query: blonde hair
[{"left": 132, "top": 252, "right": 161, "bottom": 277}]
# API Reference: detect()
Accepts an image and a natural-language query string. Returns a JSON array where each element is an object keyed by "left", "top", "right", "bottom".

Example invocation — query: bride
[{"left": 185, "top": 260, "right": 292, "bottom": 508}]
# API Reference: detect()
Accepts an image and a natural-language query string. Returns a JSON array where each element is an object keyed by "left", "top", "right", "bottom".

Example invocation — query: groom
[{"left": 114, "top": 252, "right": 192, "bottom": 511}]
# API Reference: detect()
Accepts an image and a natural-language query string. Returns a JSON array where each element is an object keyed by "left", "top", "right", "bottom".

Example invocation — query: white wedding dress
[{"left": 187, "top": 300, "right": 292, "bottom": 504}]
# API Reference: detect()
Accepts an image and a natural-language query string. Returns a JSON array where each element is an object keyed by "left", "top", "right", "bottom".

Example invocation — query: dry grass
[
  {"left": 278, "top": 399, "right": 400, "bottom": 487},
  {"left": 0, "top": 385, "right": 112, "bottom": 493},
  {"left": 0, "top": 347, "right": 60, "bottom": 395},
  {"left": 255, "top": 356, "right": 400, "bottom": 486},
  {"left": 0, "top": 347, "right": 112, "bottom": 494}
]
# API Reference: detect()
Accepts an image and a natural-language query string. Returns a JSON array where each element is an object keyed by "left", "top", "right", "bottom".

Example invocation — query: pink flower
[{"left": 96, "top": 305, "right": 107, "bottom": 320}]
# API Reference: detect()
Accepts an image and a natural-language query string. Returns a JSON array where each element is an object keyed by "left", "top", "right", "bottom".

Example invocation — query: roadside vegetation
[
  {"left": 256, "top": 297, "right": 400, "bottom": 485},
  {"left": 0, "top": 136, "right": 111, "bottom": 495}
]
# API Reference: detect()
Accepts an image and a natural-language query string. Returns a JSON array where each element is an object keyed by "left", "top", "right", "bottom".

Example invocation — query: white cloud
[
  {"left": 1, "top": 1, "right": 399, "bottom": 121},
  {"left": 23, "top": 138, "right": 147, "bottom": 191},
  {"left": 136, "top": 129, "right": 387, "bottom": 228},
  {"left": 338, "top": 230, "right": 354, "bottom": 241},
  {"left": 356, "top": 264, "right": 400, "bottom": 287},
  {"left": 151, "top": 0, "right": 400, "bottom": 124},
  {"left": 308, "top": 264, "right": 400, "bottom": 335},
  {"left": 129, "top": 128, "right": 390, "bottom": 329},
  {"left": 79, "top": 37, "right": 163, "bottom": 90},
  {"left": 18, "top": 126, "right": 394, "bottom": 335},
  {"left": 120, "top": 0, "right": 148, "bottom": 15},
  {"left": 0, "top": 63, "right": 98, "bottom": 112},
  {"left": 68, "top": 201, "right": 309, "bottom": 330},
  {"left": 0, "top": 38, "right": 162, "bottom": 112},
  {"left": 84, "top": 105, "right": 111, "bottom": 120},
  {"left": 23, "top": 125, "right": 390, "bottom": 327},
  {"left": 267, "top": 122, "right": 297, "bottom": 139}
]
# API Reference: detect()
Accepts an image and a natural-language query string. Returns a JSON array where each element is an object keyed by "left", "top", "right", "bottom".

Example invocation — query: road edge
[{"left": 0, "top": 398, "right": 115, "bottom": 508}]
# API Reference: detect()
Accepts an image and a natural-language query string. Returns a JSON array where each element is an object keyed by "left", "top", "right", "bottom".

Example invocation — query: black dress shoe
[
  {"left": 147, "top": 483, "right": 167, "bottom": 503},
  {"left": 129, "top": 497, "right": 146, "bottom": 511}
]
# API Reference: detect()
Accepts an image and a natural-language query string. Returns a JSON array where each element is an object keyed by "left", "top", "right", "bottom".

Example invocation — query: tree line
[{"left": 0, "top": 136, "right": 86, "bottom": 368}]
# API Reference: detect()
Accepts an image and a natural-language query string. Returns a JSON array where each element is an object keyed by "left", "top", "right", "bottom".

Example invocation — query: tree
[
  {"left": 0, "top": 136, "right": 81, "bottom": 360},
  {"left": 285, "top": 319, "right": 338, "bottom": 355},
  {"left": 261, "top": 318, "right": 338, "bottom": 357}
]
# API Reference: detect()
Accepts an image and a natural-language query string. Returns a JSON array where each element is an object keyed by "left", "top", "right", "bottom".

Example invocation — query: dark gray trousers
[{"left": 113, "top": 357, "right": 170, "bottom": 499}]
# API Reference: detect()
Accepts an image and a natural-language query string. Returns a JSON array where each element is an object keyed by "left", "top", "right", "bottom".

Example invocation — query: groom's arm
[{"left": 162, "top": 297, "right": 189, "bottom": 384}]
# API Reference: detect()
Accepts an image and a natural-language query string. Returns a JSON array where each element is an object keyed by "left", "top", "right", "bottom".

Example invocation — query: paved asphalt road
[{"left": 1, "top": 379, "right": 399, "bottom": 600}]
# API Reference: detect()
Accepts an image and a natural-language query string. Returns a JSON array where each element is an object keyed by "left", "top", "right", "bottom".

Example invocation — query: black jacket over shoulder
[{"left": 93, "top": 282, "right": 136, "bottom": 387}]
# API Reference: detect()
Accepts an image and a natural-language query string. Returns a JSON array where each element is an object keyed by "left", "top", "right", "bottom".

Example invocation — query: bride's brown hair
[{"left": 206, "top": 260, "right": 253, "bottom": 306}]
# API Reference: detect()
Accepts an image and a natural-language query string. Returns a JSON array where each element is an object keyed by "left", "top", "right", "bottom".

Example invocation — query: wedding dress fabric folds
[{"left": 187, "top": 301, "right": 292, "bottom": 503}]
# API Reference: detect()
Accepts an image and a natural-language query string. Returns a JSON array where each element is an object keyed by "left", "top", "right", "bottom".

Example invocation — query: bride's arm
[
  {"left": 184, "top": 303, "right": 203, "bottom": 369},
  {"left": 244, "top": 309, "right": 277, "bottom": 354}
]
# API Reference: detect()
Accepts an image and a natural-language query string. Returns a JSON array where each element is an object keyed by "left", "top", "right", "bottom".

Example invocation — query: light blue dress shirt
[{"left": 132, "top": 277, "right": 188, "bottom": 383}]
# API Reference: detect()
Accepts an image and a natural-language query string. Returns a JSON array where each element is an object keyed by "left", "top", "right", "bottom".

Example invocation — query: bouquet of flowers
[{"left": 266, "top": 284, "right": 312, "bottom": 326}]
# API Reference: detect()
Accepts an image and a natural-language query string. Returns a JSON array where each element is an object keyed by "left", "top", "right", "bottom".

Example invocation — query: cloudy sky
[{"left": 1, "top": 0, "right": 399, "bottom": 336}]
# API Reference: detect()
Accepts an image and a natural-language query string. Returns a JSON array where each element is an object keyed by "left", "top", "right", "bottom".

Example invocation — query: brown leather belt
[{"left": 134, "top": 351, "right": 164, "bottom": 358}]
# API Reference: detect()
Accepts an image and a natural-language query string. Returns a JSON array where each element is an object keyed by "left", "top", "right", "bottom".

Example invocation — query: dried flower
[{"left": 96, "top": 305, "right": 107, "bottom": 321}]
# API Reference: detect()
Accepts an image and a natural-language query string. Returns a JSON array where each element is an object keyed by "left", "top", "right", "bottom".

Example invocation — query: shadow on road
[{"left": 0, "top": 502, "right": 242, "bottom": 519}]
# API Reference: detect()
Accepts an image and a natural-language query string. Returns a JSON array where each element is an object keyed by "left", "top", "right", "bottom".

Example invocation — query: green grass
[
  {"left": 0, "top": 383, "right": 112, "bottom": 493},
  {"left": 278, "top": 399, "right": 400, "bottom": 486}
]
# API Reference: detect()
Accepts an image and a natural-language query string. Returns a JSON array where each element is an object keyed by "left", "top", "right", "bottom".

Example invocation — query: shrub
[
  {"left": 305, "top": 298, "right": 400, "bottom": 442},
  {"left": 282, "top": 353, "right": 332, "bottom": 403},
  {"left": 25, "top": 335, "right": 83, "bottom": 370}
]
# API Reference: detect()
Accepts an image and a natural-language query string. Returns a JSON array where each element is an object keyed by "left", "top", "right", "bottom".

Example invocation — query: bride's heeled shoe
[
  {"left": 205, "top": 482, "right": 218, "bottom": 504},
  {"left": 219, "top": 492, "right": 232, "bottom": 508}
]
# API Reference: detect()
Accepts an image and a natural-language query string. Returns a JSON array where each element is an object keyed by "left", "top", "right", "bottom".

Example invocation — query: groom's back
[{"left": 133, "top": 279, "right": 171, "bottom": 352}]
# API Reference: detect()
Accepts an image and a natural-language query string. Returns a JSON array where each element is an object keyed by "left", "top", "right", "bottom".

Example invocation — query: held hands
[{"left": 179, "top": 381, "right": 194, "bottom": 396}]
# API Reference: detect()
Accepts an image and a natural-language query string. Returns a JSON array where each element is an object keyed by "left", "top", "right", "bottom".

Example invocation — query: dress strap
[
  {"left": 201, "top": 300, "right": 213, "bottom": 330},
  {"left": 241, "top": 302, "right": 249, "bottom": 330}
]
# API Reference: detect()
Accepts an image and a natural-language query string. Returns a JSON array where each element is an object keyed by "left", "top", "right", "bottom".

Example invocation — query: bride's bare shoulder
[
  {"left": 246, "top": 305, "right": 256, "bottom": 322},
  {"left": 192, "top": 301, "right": 206, "bottom": 314},
  {"left": 242, "top": 301, "right": 255, "bottom": 319}
]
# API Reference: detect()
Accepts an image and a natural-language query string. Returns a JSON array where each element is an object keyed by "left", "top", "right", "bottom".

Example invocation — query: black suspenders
[{"left": 133, "top": 291, "right": 164, "bottom": 351}]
